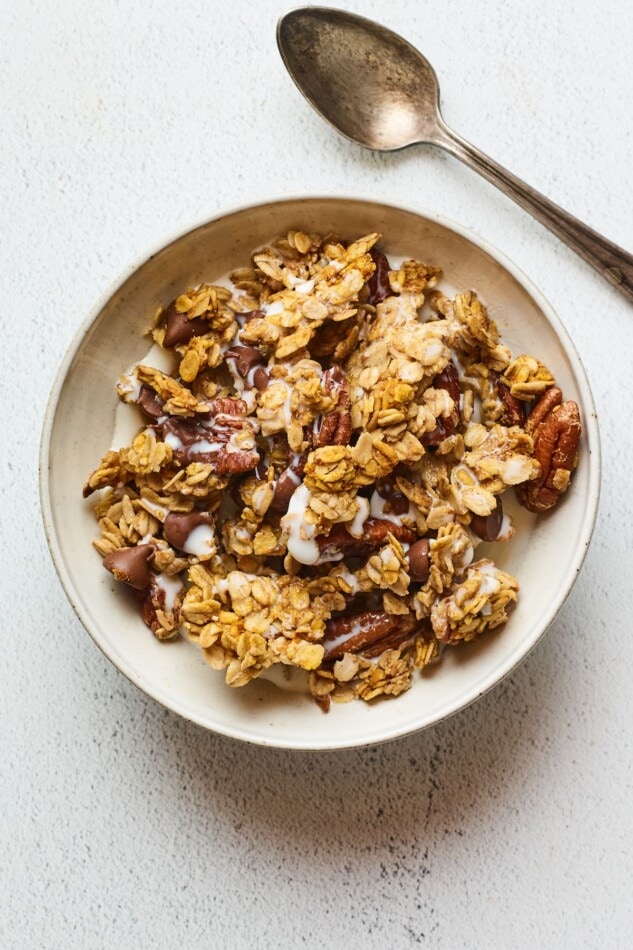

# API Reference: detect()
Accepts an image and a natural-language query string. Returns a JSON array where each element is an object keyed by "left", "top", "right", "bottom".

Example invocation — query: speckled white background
[{"left": 3, "top": 0, "right": 633, "bottom": 946}]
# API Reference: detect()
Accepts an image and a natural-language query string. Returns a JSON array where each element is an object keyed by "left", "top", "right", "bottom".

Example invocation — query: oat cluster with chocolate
[{"left": 84, "top": 230, "right": 581, "bottom": 710}]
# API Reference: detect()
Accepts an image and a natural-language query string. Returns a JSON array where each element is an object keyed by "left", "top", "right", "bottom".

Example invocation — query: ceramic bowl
[{"left": 40, "top": 195, "right": 600, "bottom": 750}]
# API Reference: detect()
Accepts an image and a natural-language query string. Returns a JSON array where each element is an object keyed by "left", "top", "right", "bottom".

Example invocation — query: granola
[{"left": 84, "top": 231, "right": 582, "bottom": 711}]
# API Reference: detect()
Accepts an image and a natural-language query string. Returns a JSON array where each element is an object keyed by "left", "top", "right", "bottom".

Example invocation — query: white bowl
[{"left": 40, "top": 195, "right": 600, "bottom": 750}]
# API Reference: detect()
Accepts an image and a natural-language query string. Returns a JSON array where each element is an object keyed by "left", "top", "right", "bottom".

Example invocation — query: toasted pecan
[{"left": 322, "top": 610, "right": 420, "bottom": 660}]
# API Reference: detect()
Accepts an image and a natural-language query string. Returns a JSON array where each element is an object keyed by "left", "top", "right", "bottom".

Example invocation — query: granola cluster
[{"left": 85, "top": 230, "right": 582, "bottom": 711}]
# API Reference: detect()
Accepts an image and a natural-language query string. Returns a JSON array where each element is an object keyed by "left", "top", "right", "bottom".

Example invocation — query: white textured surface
[{"left": 2, "top": 0, "right": 633, "bottom": 946}]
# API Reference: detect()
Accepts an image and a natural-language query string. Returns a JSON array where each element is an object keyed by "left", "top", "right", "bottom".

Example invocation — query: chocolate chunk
[
  {"left": 376, "top": 478, "right": 409, "bottom": 516},
  {"left": 224, "top": 345, "right": 264, "bottom": 380},
  {"left": 388, "top": 491, "right": 409, "bottom": 515},
  {"left": 407, "top": 539, "right": 430, "bottom": 583},
  {"left": 470, "top": 497, "right": 503, "bottom": 541},
  {"left": 163, "top": 510, "right": 214, "bottom": 551},
  {"left": 270, "top": 453, "right": 307, "bottom": 513},
  {"left": 103, "top": 544, "right": 155, "bottom": 590},
  {"left": 225, "top": 344, "right": 269, "bottom": 392},
  {"left": 162, "top": 303, "right": 209, "bottom": 348},
  {"left": 270, "top": 470, "right": 301, "bottom": 513},
  {"left": 367, "top": 249, "right": 393, "bottom": 305},
  {"left": 389, "top": 492, "right": 410, "bottom": 516},
  {"left": 422, "top": 361, "right": 461, "bottom": 447},
  {"left": 253, "top": 366, "right": 269, "bottom": 391},
  {"left": 434, "top": 361, "right": 461, "bottom": 404},
  {"left": 137, "top": 385, "right": 165, "bottom": 421},
  {"left": 137, "top": 574, "right": 182, "bottom": 634},
  {"left": 323, "top": 364, "right": 347, "bottom": 398}
]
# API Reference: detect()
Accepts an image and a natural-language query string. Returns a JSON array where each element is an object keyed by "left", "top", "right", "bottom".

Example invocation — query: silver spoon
[{"left": 277, "top": 7, "right": 633, "bottom": 303}]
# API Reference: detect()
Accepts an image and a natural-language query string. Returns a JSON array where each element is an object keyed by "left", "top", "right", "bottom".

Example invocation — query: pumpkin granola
[{"left": 84, "top": 230, "right": 581, "bottom": 711}]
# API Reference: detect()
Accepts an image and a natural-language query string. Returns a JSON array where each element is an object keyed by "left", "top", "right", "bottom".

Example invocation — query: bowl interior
[{"left": 42, "top": 197, "right": 599, "bottom": 749}]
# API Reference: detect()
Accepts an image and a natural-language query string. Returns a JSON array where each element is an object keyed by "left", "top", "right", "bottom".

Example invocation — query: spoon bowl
[
  {"left": 278, "top": 8, "right": 442, "bottom": 149},
  {"left": 278, "top": 7, "right": 633, "bottom": 301}
]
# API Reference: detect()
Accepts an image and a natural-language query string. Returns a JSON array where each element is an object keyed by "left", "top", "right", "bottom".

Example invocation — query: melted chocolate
[
  {"left": 161, "top": 417, "right": 213, "bottom": 462},
  {"left": 225, "top": 345, "right": 264, "bottom": 379}
]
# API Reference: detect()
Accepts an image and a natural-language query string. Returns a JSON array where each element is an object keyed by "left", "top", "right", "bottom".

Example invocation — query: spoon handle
[{"left": 434, "top": 123, "right": 633, "bottom": 303}]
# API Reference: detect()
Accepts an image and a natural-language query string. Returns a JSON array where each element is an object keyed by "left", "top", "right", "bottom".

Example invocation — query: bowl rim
[{"left": 39, "top": 192, "right": 601, "bottom": 750}]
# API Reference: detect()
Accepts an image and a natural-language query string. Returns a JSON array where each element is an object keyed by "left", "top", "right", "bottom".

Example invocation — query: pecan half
[
  {"left": 360, "top": 622, "right": 424, "bottom": 658},
  {"left": 524, "top": 386, "right": 562, "bottom": 434},
  {"left": 313, "top": 366, "right": 352, "bottom": 447},
  {"left": 322, "top": 610, "right": 419, "bottom": 660},
  {"left": 515, "top": 388, "right": 581, "bottom": 513},
  {"left": 317, "top": 518, "right": 416, "bottom": 558},
  {"left": 497, "top": 381, "right": 525, "bottom": 427}
]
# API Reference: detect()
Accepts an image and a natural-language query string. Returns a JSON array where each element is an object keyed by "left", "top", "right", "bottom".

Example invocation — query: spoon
[{"left": 277, "top": 7, "right": 633, "bottom": 303}]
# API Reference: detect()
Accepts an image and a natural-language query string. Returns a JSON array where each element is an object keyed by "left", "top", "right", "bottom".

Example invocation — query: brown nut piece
[
  {"left": 159, "top": 397, "right": 260, "bottom": 474},
  {"left": 515, "top": 388, "right": 581, "bottom": 513},
  {"left": 322, "top": 610, "right": 419, "bottom": 660},
  {"left": 313, "top": 366, "right": 352, "bottom": 448},
  {"left": 497, "top": 381, "right": 525, "bottom": 427},
  {"left": 317, "top": 519, "right": 416, "bottom": 559},
  {"left": 359, "top": 623, "right": 423, "bottom": 658}
]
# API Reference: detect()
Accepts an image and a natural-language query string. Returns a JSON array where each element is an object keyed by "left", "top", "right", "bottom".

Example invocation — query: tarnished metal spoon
[{"left": 277, "top": 7, "right": 633, "bottom": 303}]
